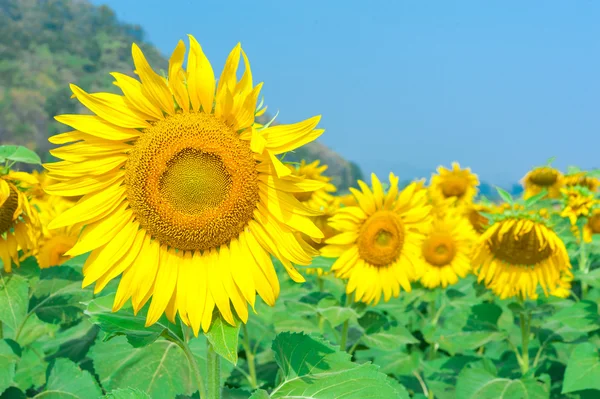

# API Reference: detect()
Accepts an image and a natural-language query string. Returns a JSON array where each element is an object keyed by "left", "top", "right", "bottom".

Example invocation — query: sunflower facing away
[
  {"left": 521, "top": 166, "right": 563, "bottom": 199},
  {"left": 46, "top": 35, "right": 325, "bottom": 334},
  {"left": 416, "top": 210, "right": 477, "bottom": 289},
  {"left": 563, "top": 171, "right": 600, "bottom": 193},
  {"left": 583, "top": 207, "right": 600, "bottom": 243},
  {"left": 471, "top": 213, "right": 571, "bottom": 300},
  {"left": 321, "top": 173, "right": 431, "bottom": 305},
  {"left": 0, "top": 171, "right": 40, "bottom": 272},
  {"left": 429, "top": 162, "right": 479, "bottom": 207}
]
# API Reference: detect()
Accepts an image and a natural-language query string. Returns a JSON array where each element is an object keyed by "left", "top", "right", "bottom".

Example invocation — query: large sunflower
[
  {"left": 46, "top": 36, "right": 325, "bottom": 334},
  {"left": 521, "top": 166, "right": 563, "bottom": 199},
  {"left": 472, "top": 214, "right": 571, "bottom": 300},
  {"left": 0, "top": 172, "right": 40, "bottom": 272},
  {"left": 321, "top": 173, "right": 431, "bottom": 305},
  {"left": 416, "top": 211, "right": 477, "bottom": 289},
  {"left": 429, "top": 162, "right": 479, "bottom": 207}
]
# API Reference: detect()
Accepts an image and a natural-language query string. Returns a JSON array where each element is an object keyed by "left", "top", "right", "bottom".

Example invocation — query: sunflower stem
[
  {"left": 579, "top": 233, "right": 589, "bottom": 296},
  {"left": 519, "top": 308, "right": 531, "bottom": 375},
  {"left": 339, "top": 292, "right": 354, "bottom": 351},
  {"left": 241, "top": 323, "right": 258, "bottom": 389},
  {"left": 180, "top": 335, "right": 206, "bottom": 399},
  {"left": 207, "top": 339, "right": 221, "bottom": 399}
]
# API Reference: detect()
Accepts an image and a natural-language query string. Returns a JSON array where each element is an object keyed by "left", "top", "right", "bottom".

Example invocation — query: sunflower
[
  {"left": 550, "top": 270, "right": 573, "bottom": 299},
  {"left": 464, "top": 203, "right": 492, "bottom": 234},
  {"left": 472, "top": 214, "right": 571, "bottom": 300},
  {"left": 289, "top": 160, "right": 336, "bottom": 210},
  {"left": 416, "top": 210, "right": 477, "bottom": 289},
  {"left": 35, "top": 195, "right": 79, "bottom": 269},
  {"left": 0, "top": 171, "right": 40, "bottom": 272},
  {"left": 521, "top": 166, "right": 563, "bottom": 199},
  {"left": 321, "top": 173, "right": 431, "bottom": 305},
  {"left": 559, "top": 186, "right": 597, "bottom": 225},
  {"left": 429, "top": 162, "right": 479, "bottom": 207},
  {"left": 583, "top": 208, "right": 600, "bottom": 243},
  {"left": 563, "top": 172, "right": 600, "bottom": 193},
  {"left": 46, "top": 36, "right": 325, "bottom": 334}
]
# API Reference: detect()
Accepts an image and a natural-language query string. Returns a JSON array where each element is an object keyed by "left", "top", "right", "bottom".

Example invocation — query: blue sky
[{"left": 91, "top": 0, "right": 600, "bottom": 185}]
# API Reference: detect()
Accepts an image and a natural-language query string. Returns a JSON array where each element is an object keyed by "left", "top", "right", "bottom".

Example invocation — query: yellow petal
[
  {"left": 132, "top": 43, "right": 175, "bottom": 115},
  {"left": 45, "top": 172, "right": 124, "bottom": 197},
  {"left": 54, "top": 115, "right": 140, "bottom": 141},
  {"left": 262, "top": 116, "right": 322, "bottom": 154},
  {"left": 168, "top": 40, "right": 190, "bottom": 113},
  {"left": 146, "top": 248, "right": 179, "bottom": 326},
  {"left": 187, "top": 35, "right": 215, "bottom": 113},
  {"left": 111, "top": 72, "right": 164, "bottom": 120},
  {"left": 0, "top": 180, "right": 10, "bottom": 207}
]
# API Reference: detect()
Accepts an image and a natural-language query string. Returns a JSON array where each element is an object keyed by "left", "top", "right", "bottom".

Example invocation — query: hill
[{"left": 0, "top": 0, "right": 363, "bottom": 190}]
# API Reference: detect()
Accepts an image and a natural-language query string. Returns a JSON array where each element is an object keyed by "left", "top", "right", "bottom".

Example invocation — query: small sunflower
[
  {"left": 521, "top": 166, "right": 563, "bottom": 199},
  {"left": 321, "top": 173, "right": 431, "bottom": 305},
  {"left": 0, "top": 171, "right": 40, "bottom": 272},
  {"left": 416, "top": 211, "right": 477, "bottom": 289},
  {"left": 35, "top": 195, "right": 79, "bottom": 269},
  {"left": 46, "top": 36, "right": 325, "bottom": 334},
  {"left": 472, "top": 214, "right": 571, "bottom": 300},
  {"left": 559, "top": 186, "right": 597, "bottom": 225},
  {"left": 464, "top": 203, "right": 492, "bottom": 234},
  {"left": 429, "top": 162, "right": 479, "bottom": 207},
  {"left": 289, "top": 160, "right": 336, "bottom": 211},
  {"left": 563, "top": 172, "right": 600, "bottom": 193},
  {"left": 583, "top": 208, "right": 600, "bottom": 243}
]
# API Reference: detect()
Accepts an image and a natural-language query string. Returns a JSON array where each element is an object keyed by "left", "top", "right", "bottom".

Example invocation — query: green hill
[{"left": 0, "top": 0, "right": 363, "bottom": 190}]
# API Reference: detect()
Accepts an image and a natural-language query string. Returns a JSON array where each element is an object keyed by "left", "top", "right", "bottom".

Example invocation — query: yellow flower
[
  {"left": 416, "top": 210, "right": 477, "bottom": 289},
  {"left": 550, "top": 270, "right": 573, "bottom": 299},
  {"left": 0, "top": 172, "right": 40, "bottom": 272},
  {"left": 289, "top": 160, "right": 336, "bottom": 211},
  {"left": 464, "top": 203, "right": 491, "bottom": 234},
  {"left": 321, "top": 173, "right": 431, "bottom": 305},
  {"left": 559, "top": 186, "right": 596, "bottom": 225},
  {"left": 521, "top": 166, "right": 563, "bottom": 199},
  {"left": 35, "top": 195, "right": 79, "bottom": 269},
  {"left": 472, "top": 216, "right": 571, "bottom": 300},
  {"left": 338, "top": 192, "right": 357, "bottom": 207},
  {"left": 563, "top": 172, "right": 600, "bottom": 193},
  {"left": 429, "top": 162, "right": 479, "bottom": 207},
  {"left": 46, "top": 36, "right": 325, "bottom": 334},
  {"left": 583, "top": 208, "right": 600, "bottom": 243}
]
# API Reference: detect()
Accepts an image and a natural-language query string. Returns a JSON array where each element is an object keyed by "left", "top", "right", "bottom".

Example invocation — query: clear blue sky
[{"left": 91, "top": 0, "right": 600, "bottom": 185}]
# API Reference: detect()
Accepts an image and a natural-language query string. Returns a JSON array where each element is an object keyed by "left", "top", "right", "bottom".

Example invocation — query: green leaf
[
  {"left": 495, "top": 187, "right": 514, "bottom": 204},
  {"left": 456, "top": 367, "right": 549, "bottom": 399},
  {"left": 0, "top": 340, "right": 20, "bottom": 395},
  {"left": 33, "top": 358, "right": 102, "bottom": 399},
  {"left": 0, "top": 274, "right": 28, "bottom": 331},
  {"left": 524, "top": 190, "right": 548, "bottom": 207},
  {"left": 205, "top": 315, "right": 241, "bottom": 365},
  {"left": 103, "top": 388, "right": 151, "bottom": 399},
  {"left": 540, "top": 300, "right": 600, "bottom": 343},
  {"left": 84, "top": 294, "right": 183, "bottom": 347},
  {"left": 316, "top": 297, "right": 357, "bottom": 327},
  {"left": 14, "top": 347, "right": 46, "bottom": 391},
  {"left": 563, "top": 342, "right": 600, "bottom": 393},
  {"left": 248, "top": 390, "right": 270, "bottom": 399},
  {"left": 268, "top": 332, "right": 409, "bottom": 398},
  {"left": 89, "top": 335, "right": 195, "bottom": 398},
  {"left": 362, "top": 325, "right": 419, "bottom": 351},
  {"left": 0, "top": 145, "right": 41, "bottom": 165}
]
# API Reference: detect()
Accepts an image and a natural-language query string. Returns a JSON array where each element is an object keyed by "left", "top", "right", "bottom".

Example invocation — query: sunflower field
[{"left": 1, "top": 35, "right": 600, "bottom": 399}]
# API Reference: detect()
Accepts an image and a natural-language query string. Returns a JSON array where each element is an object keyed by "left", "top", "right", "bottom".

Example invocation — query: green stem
[
  {"left": 317, "top": 276, "right": 324, "bottom": 293},
  {"left": 241, "top": 324, "right": 258, "bottom": 389},
  {"left": 579, "top": 235, "right": 589, "bottom": 296},
  {"left": 180, "top": 337, "right": 206, "bottom": 399},
  {"left": 339, "top": 320, "right": 349, "bottom": 351},
  {"left": 207, "top": 339, "right": 221, "bottom": 399},
  {"left": 519, "top": 310, "right": 531, "bottom": 375},
  {"left": 412, "top": 371, "right": 430, "bottom": 398}
]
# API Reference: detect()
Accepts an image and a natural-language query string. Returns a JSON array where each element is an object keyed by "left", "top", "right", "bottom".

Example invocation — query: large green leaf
[
  {"left": 84, "top": 294, "right": 183, "bottom": 347},
  {"left": 540, "top": 301, "right": 600, "bottom": 343},
  {"left": 0, "top": 340, "right": 20, "bottom": 395},
  {"left": 563, "top": 343, "right": 600, "bottom": 393},
  {"left": 267, "top": 332, "right": 410, "bottom": 398},
  {"left": 205, "top": 315, "right": 240, "bottom": 365},
  {"left": 361, "top": 325, "right": 419, "bottom": 351},
  {"left": 14, "top": 347, "right": 46, "bottom": 391},
  {"left": 32, "top": 358, "right": 102, "bottom": 399},
  {"left": 0, "top": 145, "right": 41, "bottom": 165},
  {"left": 89, "top": 335, "right": 194, "bottom": 398},
  {"left": 456, "top": 367, "right": 549, "bottom": 399},
  {"left": 0, "top": 274, "right": 28, "bottom": 331},
  {"left": 103, "top": 388, "right": 151, "bottom": 399}
]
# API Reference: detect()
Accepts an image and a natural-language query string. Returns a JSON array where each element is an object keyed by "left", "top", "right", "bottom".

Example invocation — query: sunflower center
[
  {"left": 126, "top": 112, "right": 259, "bottom": 251},
  {"left": 488, "top": 220, "right": 553, "bottom": 265},
  {"left": 422, "top": 232, "right": 456, "bottom": 267},
  {"left": 529, "top": 168, "right": 558, "bottom": 186},
  {"left": 357, "top": 211, "right": 404, "bottom": 266},
  {"left": 0, "top": 185, "right": 18, "bottom": 235},
  {"left": 441, "top": 176, "right": 468, "bottom": 198},
  {"left": 589, "top": 214, "right": 600, "bottom": 234}
]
